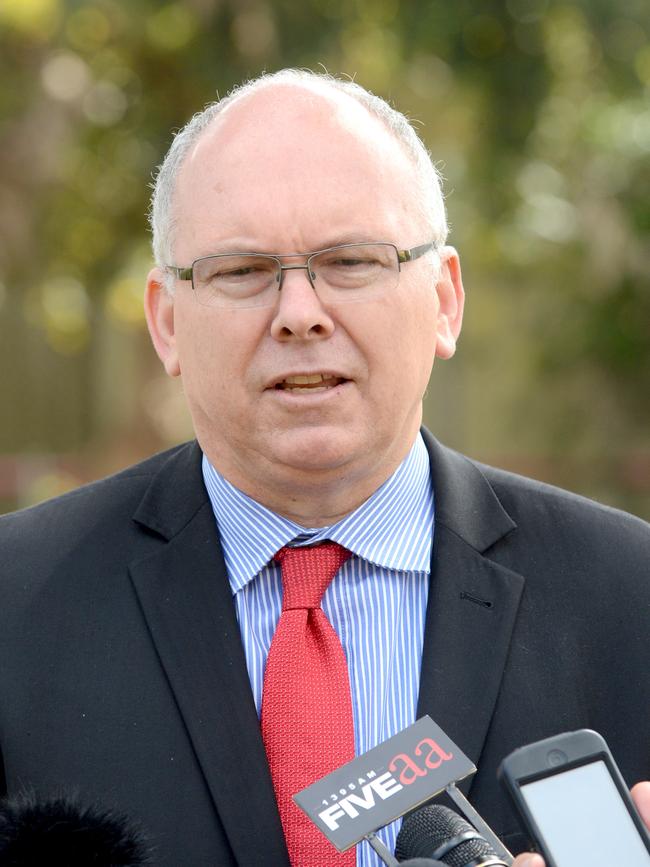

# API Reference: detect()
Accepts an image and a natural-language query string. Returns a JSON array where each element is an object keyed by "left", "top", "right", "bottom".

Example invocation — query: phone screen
[{"left": 520, "top": 759, "right": 650, "bottom": 866}]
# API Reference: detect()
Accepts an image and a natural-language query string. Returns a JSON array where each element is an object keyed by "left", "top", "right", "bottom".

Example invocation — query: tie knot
[{"left": 274, "top": 542, "right": 351, "bottom": 610}]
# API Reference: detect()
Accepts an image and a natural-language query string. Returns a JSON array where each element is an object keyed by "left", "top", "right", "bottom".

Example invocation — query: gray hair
[{"left": 149, "top": 69, "right": 448, "bottom": 274}]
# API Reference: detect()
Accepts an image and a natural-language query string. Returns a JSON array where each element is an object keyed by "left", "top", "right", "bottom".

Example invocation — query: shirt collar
[{"left": 202, "top": 433, "right": 434, "bottom": 593}]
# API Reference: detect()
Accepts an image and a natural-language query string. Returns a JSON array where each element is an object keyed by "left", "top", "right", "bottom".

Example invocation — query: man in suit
[{"left": 1, "top": 69, "right": 649, "bottom": 866}]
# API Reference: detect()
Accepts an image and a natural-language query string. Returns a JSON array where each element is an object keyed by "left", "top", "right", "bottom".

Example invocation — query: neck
[{"left": 204, "top": 440, "right": 416, "bottom": 527}]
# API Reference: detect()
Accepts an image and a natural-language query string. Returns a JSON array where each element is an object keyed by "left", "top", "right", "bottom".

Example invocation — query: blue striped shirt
[{"left": 202, "top": 433, "right": 434, "bottom": 865}]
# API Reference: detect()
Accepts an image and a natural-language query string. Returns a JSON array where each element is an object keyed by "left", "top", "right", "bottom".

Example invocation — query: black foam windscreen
[{"left": 0, "top": 793, "right": 151, "bottom": 865}]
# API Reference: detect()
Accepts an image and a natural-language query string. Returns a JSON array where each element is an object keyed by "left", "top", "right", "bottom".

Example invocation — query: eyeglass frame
[{"left": 164, "top": 240, "right": 438, "bottom": 300}]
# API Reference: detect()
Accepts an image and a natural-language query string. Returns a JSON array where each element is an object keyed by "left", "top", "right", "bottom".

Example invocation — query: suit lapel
[
  {"left": 129, "top": 443, "right": 289, "bottom": 866},
  {"left": 418, "top": 432, "right": 525, "bottom": 789}
]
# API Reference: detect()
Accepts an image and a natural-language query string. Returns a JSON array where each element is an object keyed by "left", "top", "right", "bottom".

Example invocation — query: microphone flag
[{"left": 293, "top": 715, "right": 475, "bottom": 853}]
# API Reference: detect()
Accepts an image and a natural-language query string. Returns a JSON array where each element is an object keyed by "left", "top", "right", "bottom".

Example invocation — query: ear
[
  {"left": 144, "top": 268, "right": 181, "bottom": 377},
  {"left": 433, "top": 246, "right": 465, "bottom": 360}
]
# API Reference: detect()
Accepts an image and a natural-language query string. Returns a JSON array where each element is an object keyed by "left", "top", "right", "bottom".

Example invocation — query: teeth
[
  {"left": 273, "top": 373, "right": 345, "bottom": 393},
  {"left": 283, "top": 374, "right": 325, "bottom": 385}
]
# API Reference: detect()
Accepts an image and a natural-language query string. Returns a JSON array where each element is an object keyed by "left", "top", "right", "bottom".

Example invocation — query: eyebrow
[
  {"left": 193, "top": 233, "right": 384, "bottom": 259},
  {"left": 309, "top": 232, "right": 378, "bottom": 249}
]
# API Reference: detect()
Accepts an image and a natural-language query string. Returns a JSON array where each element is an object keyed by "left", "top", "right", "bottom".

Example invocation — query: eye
[
  {"left": 218, "top": 265, "right": 267, "bottom": 280},
  {"left": 198, "top": 256, "right": 277, "bottom": 284},
  {"left": 334, "top": 256, "right": 377, "bottom": 268},
  {"left": 319, "top": 252, "right": 382, "bottom": 270}
]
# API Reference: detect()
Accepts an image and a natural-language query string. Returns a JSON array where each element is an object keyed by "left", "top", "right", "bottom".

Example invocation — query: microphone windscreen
[
  {"left": 395, "top": 804, "right": 506, "bottom": 866},
  {"left": 0, "top": 793, "right": 151, "bottom": 865}
]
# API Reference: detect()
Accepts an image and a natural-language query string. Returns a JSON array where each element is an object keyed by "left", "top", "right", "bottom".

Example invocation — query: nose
[{"left": 269, "top": 266, "right": 335, "bottom": 342}]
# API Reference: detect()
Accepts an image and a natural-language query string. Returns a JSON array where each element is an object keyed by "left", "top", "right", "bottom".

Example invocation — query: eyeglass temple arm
[
  {"left": 398, "top": 241, "right": 438, "bottom": 264},
  {"left": 166, "top": 265, "right": 193, "bottom": 280}
]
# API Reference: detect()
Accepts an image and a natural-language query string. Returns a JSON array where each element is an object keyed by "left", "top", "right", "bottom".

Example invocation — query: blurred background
[{"left": 1, "top": 0, "right": 648, "bottom": 518}]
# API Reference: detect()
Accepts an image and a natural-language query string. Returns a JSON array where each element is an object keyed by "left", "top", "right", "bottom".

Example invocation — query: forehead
[{"left": 173, "top": 84, "right": 423, "bottom": 254}]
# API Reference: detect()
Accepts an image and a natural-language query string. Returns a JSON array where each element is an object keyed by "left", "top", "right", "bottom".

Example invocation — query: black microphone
[
  {"left": 0, "top": 793, "right": 151, "bottom": 865},
  {"left": 395, "top": 805, "right": 509, "bottom": 867}
]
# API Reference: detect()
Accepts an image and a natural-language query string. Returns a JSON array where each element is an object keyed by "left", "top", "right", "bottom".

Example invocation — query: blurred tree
[{"left": 0, "top": 0, "right": 648, "bottom": 514}]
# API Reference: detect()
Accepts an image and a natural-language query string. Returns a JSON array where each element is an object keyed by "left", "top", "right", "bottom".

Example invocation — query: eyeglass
[{"left": 165, "top": 241, "right": 437, "bottom": 309}]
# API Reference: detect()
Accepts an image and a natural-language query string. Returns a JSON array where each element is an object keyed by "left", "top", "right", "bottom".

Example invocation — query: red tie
[{"left": 261, "top": 542, "right": 356, "bottom": 866}]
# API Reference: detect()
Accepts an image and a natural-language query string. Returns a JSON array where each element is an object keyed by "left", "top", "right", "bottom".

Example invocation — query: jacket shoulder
[
  {"left": 474, "top": 459, "right": 650, "bottom": 565},
  {"left": 0, "top": 442, "right": 196, "bottom": 557},
  {"left": 479, "top": 459, "right": 648, "bottom": 526}
]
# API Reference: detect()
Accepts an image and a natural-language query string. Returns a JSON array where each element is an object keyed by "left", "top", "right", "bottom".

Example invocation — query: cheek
[
  {"left": 377, "top": 296, "right": 438, "bottom": 394},
  {"left": 388, "top": 334, "right": 435, "bottom": 402},
  {"left": 175, "top": 310, "right": 249, "bottom": 407}
]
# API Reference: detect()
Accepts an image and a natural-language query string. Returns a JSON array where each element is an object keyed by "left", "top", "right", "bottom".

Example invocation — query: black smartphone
[{"left": 498, "top": 729, "right": 650, "bottom": 867}]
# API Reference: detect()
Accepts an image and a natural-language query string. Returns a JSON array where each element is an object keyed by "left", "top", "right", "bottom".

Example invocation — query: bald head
[{"left": 149, "top": 69, "right": 448, "bottom": 270}]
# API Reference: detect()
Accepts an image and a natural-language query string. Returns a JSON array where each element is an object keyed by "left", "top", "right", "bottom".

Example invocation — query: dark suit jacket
[{"left": 1, "top": 431, "right": 649, "bottom": 865}]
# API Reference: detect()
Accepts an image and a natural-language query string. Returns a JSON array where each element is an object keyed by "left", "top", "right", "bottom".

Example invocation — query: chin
[{"left": 271, "top": 428, "right": 365, "bottom": 475}]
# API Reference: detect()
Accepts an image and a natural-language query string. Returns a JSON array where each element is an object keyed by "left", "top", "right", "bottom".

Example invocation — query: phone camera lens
[{"left": 547, "top": 749, "right": 568, "bottom": 767}]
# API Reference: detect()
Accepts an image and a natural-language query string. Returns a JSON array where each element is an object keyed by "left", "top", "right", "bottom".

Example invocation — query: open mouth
[{"left": 273, "top": 373, "right": 347, "bottom": 393}]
